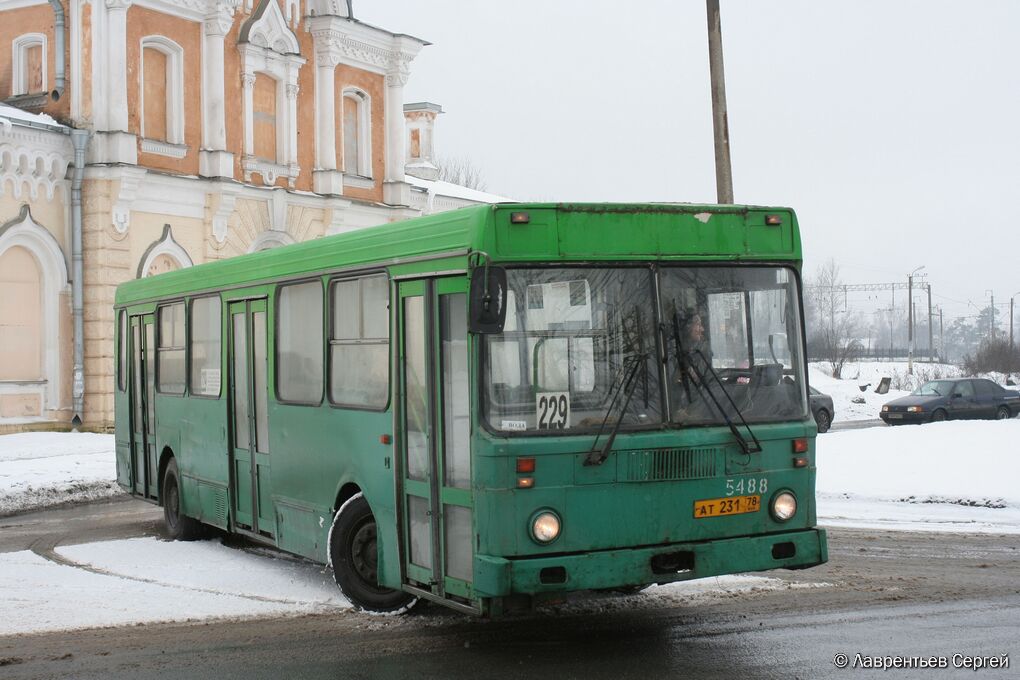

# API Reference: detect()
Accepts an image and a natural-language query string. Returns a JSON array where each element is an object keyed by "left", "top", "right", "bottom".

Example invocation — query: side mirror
[{"left": 469, "top": 266, "right": 508, "bottom": 334}]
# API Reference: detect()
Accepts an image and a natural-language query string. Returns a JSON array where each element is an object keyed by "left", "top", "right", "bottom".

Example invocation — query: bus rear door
[{"left": 397, "top": 277, "right": 475, "bottom": 610}]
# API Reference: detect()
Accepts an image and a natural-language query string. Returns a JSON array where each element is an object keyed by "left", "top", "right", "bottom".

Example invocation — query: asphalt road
[{"left": 1, "top": 499, "right": 1018, "bottom": 679}]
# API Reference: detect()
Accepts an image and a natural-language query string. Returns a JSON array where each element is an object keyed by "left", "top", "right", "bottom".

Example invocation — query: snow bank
[
  {"left": 816, "top": 419, "right": 1020, "bottom": 532},
  {"left": 0, "top": 433, "right": 119, "bottom": 516},
  {"left": 0, "top": 549, "right": 341, "bottom": 635}
]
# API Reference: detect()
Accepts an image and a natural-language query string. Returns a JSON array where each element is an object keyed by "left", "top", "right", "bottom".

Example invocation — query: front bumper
[
  {"left": 473, "top": 527, "right": 828, "bottom": 597},
  {"left": 880, "top": 412, "right": 929, "bottom": 424}
]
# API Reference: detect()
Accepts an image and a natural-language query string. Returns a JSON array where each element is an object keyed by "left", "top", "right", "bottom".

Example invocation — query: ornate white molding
[
  {"left": 242, "top": 156, "right": 299, "bottom": 188},
  {"left": 210, "top": 181, "right": 242, "bottom": 244},
  {"left": 239, "top": 0, "right": 301, "bottom": 54},
  {"left": 307, "top": 17, "right": 426, "bottom": 76},
  {"left": 0, "top": 122, "right": 72, "bottom": 201},
  {"left": 111, "top": 166, "right": 147, "bottom": 233},
  {"left": 133, "top": 0, "right": 238, "bottom": 22},
  {"left": 247, "top": 228, "right": 294, "bottom": 253},
  {"left": 137, "top": 223, "right": 194, "bottom": 277},
  {"left": 140, "top": 138, "right": 189, "bottom": 158}
]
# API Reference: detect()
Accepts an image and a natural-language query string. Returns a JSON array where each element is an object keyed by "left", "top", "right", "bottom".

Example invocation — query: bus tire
[
  {"left": 162, "top": 458, "right": 203, "bottom": 541},
  {"left": 328, "top": 493, "right": 418, "bottom": 614}
]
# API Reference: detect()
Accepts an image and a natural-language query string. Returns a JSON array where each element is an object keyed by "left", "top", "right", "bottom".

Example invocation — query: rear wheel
[
  {"left": 162, "top": 458, "right": 203, "bottom": 541},
  {"left": 329, "top": 493, "right": 418, "bottom": 614},
  {"left": 931, "top": 409, "right": 948, "bottom": 423},
  {"left": 814, "top": 409, "right": 831, "bottom": 434},
  {"left": 996, "top": 406, "right": 1011, "bottom": 420}
]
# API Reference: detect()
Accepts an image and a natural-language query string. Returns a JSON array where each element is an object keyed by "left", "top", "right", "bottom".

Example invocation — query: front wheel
[
  {"left": 996, "top": 406, "right": 1011, "bottom": 420},
  {"left": 162, "top": 458, "right": 203, "bottom": 541},
  {"left": 814, "top": 409, "right": 831, "bottom": 434},
  {"left": 931, "top": 409, "right": 948, "bottom": 423},
  {"left": 328, "top": 493, "right": 418, "bottom": 614}
]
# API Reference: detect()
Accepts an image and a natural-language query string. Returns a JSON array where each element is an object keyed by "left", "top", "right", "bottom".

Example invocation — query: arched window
[
  {"left": 0, "top": 246, "right": 43, "bottom": 381},
  {"left": 137, "top": 225, "right": 193, "bottom": 278},
  {"left": 11, "top": 33, "right": 46, "bottom": 96},
  {"left": 341, "top": 89, "right": 371, "bottom": 179},
  {"left": 0, "top": 207, "right": 70, "bottom": 416},
  {"left": 140, "top": 36, "right": 185, "bottom": 153}
]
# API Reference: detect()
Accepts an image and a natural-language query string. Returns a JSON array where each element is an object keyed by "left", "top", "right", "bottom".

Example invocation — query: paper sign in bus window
[{"left": 536, "top": 392, "right": 569, "bottom": 430}]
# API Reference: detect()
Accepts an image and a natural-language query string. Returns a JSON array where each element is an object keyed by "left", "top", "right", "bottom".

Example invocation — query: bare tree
[
  {"left": 808, "top": 259, "right": 863, "bottom": 379},
  {"left": 434, "top": 155, "right": 488, "bottom": 192}
]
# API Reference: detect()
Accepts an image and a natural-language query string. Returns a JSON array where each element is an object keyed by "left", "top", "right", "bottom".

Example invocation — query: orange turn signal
[
  {"left": 516, "top": 457, "right": 536, "bottom": 473},
  {"left": 793, "top": 456, "right": 809, "bottom": 468},
  {"left": 792, "top": 438, "right": 808, "bottom": 453},
  {"left": 517, "top": 477, "right": 535, "bottom": 489}
]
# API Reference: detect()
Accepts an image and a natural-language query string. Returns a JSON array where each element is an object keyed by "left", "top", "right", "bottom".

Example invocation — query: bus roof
[{"left": 115, "top": 202, "right": 801, "bottom": 306}]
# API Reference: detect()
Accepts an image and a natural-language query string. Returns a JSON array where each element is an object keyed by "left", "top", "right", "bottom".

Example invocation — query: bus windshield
[{"left": 482, "top": 265, "right": 808, "bottom": 434}]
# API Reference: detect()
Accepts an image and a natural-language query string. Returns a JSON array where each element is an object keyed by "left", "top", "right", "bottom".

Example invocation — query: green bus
[{"left": 114, "top": 203, "right": 827, "bottom": 615}]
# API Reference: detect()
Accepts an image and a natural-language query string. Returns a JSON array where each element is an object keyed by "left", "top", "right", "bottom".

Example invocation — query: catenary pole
[{"left": 706, "top": 0, "right": 733, "bottom": 204}]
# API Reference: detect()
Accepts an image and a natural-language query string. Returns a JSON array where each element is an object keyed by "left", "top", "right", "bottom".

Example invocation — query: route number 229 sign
[{"left": 536, "top": 392, "right": 570, "bottom": 430}]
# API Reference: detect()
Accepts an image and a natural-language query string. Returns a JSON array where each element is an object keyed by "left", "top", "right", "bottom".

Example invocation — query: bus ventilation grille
[{"left": 622, "top": 448, "right": 718, "bottom": 482}]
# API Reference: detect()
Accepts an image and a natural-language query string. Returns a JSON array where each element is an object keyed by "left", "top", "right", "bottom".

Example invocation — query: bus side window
[
  {"left": 157, "top": 302, "right": 186, "bottom": 395},
  {"left": 190, "top": 296, "right": 222, "bottom": 397},
  {"left": 277, "top": 281, "right": 325, "bottom": 404},
  {"left": 329, "top": 274, "right": 389, "bottom": 409}
]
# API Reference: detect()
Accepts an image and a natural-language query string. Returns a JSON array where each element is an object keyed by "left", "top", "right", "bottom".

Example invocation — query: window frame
[
  {"left": 139, "top": 35, "right": 185, "bottom": 146},
  {"left": 155, "top": 300, "right": 187, "bottom": 396},
  {"left": 341, "top": 88, "right": 372, "bottom": 179},
  {"left": 187, "top": 295, "right": 223, "bottom": 400},
  {"left": 326, "top": 272, "right": 391, "bottom": 411},
  {"left": 11, "top": 33, "right": 47, "bottom": 96},
  {"left": 274, "top": 278, "right": 326, "bottom": 407}
]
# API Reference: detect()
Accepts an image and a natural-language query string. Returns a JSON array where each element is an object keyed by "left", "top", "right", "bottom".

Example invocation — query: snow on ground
[
  {"left": 0, "top": 539, "right": 349, "bottom": 635},
  {"left": 0, "top": 432, "right": 119, "bottom": 516},
  {"left": 816, "top": 419, "right": 1020, "bottom": 533},
  {"left": 807, "top": 360, "right": 1005, "bottom": 422}
]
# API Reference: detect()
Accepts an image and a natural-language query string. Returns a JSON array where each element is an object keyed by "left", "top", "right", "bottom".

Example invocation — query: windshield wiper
[
  {"left": 584, "top": 351, "right": 650, "bottom": 466},
  {"left": 670, "top": 312, "right": 762, "bottom": 455}
]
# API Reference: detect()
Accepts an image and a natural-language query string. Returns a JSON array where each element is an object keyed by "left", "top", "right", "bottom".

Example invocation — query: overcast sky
[{"left": 359, "top": 1, "right": 1020, "bottom": 327}]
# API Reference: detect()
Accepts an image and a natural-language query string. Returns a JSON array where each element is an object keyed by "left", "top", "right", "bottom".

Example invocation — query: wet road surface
[{"left": 1, "top": 498, "right": 1018, "bottom": 679}]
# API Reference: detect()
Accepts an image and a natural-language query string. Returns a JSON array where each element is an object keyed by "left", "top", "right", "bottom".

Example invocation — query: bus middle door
[
  {"left": 397, "top": 277, "right": 474, "bottom": 609},
  {"left": 128, "top": 314, "right": 156, "bottom": 499},
  {"left": 228, "top": 298, "right": 273, "bottom": 538}
]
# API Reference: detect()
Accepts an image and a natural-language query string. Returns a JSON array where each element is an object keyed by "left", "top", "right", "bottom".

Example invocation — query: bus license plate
[{"left": 694, "top": 495, "right": 761, "bottom": 518}]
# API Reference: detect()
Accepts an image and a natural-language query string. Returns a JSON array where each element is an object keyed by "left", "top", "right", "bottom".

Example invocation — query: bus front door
[
  {"left": 129, "top": 314, "right": 157, "bottom": 499},
  {"left": 398, "top": 277, "right": 475, "bottom": 608},
  {"left": 228, "top": 299, "right": 273, "bottom": 538}
]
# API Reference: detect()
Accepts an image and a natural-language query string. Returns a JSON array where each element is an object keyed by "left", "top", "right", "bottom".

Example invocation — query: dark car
[
  {"left": 880, "top": 378, "right": 1020, "bottom": 425},
  {"left": 809, "top": 386, "right": 834, "bottom": 433}
]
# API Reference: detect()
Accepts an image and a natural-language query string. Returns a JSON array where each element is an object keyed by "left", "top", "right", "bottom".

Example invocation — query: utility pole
[
  {"left": 908, "top": 266, "right": 925, "bottom": 374},
  {"left": 987, "top": 290, "right": 995, "bottom": 339},
  {"left": 927, "top": 284, "right": 933, "bottom": 363},
  {"left": 939, "top": 307, "right": 944, "bottom": 362},
  {"left": 706, "top": 0, "right": 733, "bottom": 204}
]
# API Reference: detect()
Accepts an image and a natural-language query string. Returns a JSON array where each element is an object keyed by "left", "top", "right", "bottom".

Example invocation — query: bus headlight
[
  {"left": 530, "top": 510, "right": 561, "bottom": 544},
  {"left": 771, "top": 492, "right": 797, "bottom": 522}
]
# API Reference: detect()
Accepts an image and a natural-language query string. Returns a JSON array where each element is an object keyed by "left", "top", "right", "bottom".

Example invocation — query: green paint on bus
[{"left": 115, "top": 203, "right": 826, "bottom": 616}]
